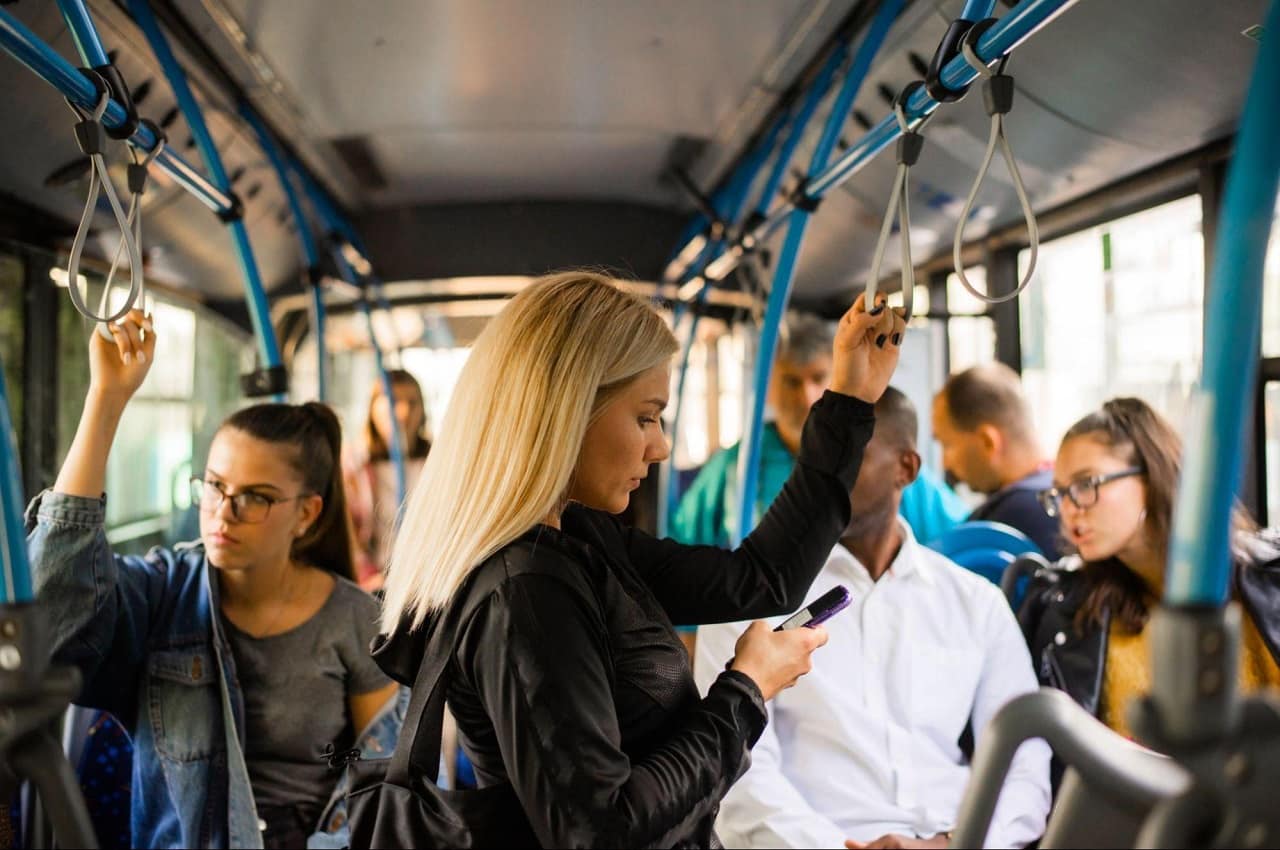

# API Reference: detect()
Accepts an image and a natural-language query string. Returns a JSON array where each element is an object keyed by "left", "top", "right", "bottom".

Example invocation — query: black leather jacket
[
  {"left": 1018, "top": 535, "right": 1280, "bottom": 718},
  {"left": 374, "top": 391, "right": 875, "bottom": 848}
]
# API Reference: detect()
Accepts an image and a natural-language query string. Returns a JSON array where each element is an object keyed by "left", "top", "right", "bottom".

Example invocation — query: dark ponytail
[{"left": 220, "top": 402, "right": 356, "bottom": 580}]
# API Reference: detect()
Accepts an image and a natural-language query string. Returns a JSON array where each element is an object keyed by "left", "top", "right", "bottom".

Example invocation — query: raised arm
[
  {"left": 26, "top": 310, "right": 166, "bottom": 722},
  {"left": 628, "top": 295, "right": 905, "bottom": 625}
]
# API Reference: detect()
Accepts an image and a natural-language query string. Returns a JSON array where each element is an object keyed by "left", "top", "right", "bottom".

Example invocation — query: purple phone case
[{"left": 775, "top": 585, "right": 852, "bottom": 631}]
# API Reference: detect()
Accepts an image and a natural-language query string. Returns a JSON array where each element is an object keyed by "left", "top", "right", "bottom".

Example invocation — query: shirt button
[
  {"left": 258, "top": 818, "right": 267, "bottom": 832},
  {"left": 1054, "top": 631, "right": 1067, "bottom": 646}
]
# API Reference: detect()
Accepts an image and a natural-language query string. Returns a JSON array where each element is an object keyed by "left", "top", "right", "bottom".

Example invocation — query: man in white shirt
[{"left": 694, "top": 387, "right": 1051, "bottom": 849}]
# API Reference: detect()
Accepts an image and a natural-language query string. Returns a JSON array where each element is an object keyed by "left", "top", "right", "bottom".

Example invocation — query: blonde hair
[{"left": 380, "top": 272, "right": 678, "bottom": 632}]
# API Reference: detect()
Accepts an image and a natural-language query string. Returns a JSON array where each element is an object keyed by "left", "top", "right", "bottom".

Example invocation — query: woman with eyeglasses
[
  {"left": 26, "top": 309, "right": 401, "bottom": 849},
  {"left": 1019, "top": 397, "right": 1280, "bottom": 742}
]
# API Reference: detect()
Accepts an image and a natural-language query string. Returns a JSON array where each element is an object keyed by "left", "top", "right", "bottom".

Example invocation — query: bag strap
[{"left": 382, "top": 566, "right": 493, "bottom": 788}]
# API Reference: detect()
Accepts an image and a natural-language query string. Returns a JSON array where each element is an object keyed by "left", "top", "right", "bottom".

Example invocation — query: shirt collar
[{"left": 828, "top": 517, "right": 935, "bottom": 588}]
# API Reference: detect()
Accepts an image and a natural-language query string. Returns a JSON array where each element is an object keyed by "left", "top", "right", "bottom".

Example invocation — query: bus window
[
  {"left": 947, "top": 266, "right": 996, "bottom": 372},
  {"left": 55, "top": 285, "right": 249, "bottom": 553},
  {"left": 1018, "top": 194, "right": 1205, "bottom": 447},
  {"left": 1260, "top": 202, "right": 1280, "bottom": 358}
]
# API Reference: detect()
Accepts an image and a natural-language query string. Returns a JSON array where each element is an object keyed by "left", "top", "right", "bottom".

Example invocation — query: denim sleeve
[{"left": 24, "top": 490, "right": 176, "bottom": 725}]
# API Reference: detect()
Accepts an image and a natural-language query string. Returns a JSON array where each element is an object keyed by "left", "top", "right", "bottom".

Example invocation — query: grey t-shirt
[{"left": 221, "top": 575, "right": 391, "bottom": 816}]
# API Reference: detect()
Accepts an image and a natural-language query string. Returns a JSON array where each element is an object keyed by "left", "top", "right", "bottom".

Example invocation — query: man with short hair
[
  {"left": 673, "top": 311, "right": 967, "bottom": 549},
  {"left": 694, "top": 388, "right": 1051, "bottom": 849},
  {"left": 932, "top": 363, "right": 1062, "bottom": 558}
]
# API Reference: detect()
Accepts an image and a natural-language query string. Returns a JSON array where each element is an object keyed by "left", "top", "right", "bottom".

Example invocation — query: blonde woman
[{"left": 375, "top": 272, "right": 906, "bottom": 847}]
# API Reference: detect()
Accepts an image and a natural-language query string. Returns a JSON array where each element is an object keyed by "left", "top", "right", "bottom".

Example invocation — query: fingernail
[
  {"left": 892, "top": 333, "right": 901, "bottom": 346},
  {"left": 143, "top": 321, "right": 154, "bottom": 333},
  {"left": 869, "top": 304, "right": 885, "bottom": 316},
  {"left": 875, "top": 334, "right": 887, "bottom": 348},
  {"left": 123, "top": 353, "right": 132, "bottom": 365},
  {"left": 137, "top": 351, "right": 147, "bottom": 365}
]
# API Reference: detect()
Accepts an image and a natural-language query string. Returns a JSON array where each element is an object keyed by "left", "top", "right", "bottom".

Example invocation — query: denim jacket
[{"left": 25, "top": 490, "right": 405, "bottom": 849}]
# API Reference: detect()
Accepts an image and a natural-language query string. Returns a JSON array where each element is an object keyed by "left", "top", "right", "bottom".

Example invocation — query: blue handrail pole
[
  {"left": 959, "top": 0, "right": 998, "bottom": 22},
  {"left": 328, "top": 249, "right": 408, "bottom": 507},
  {"left": 1165, "top": 0, "right": 1280, "bottom": 608},
  {"left": 0, "top": 8, "right": 235, "bottom": 215},
  {"left": 0, "top": 363, "right": 32, "bottom": 604},
  {"left": 127, "top": 0, "right": 282, "bottom": 379},
  {"left": 699, "top": 0, "right": 1077, "bottom": 284},
  {"left": 660, "top": 119, "right": 791, "bottom": 536},
  {"left": 236, "top": 103, "right": 330, "bottom": 401},
  {"left": 735, "top": 0, "right": 904, "bottom": 545},
  {"left": 289, "top": 167, "right": 409, "bottom": 503},
  {"left": 55, "top": 0, "right": 111, "bottom": 68}
]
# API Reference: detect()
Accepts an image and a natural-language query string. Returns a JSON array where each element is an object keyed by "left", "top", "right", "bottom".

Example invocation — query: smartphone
[{"left": 774, "top": 585, "right": 852, "bottom": 631}]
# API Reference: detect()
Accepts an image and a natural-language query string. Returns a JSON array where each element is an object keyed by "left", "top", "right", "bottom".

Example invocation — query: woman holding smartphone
[{"left": 374, "top": 272, "right": 906, "bottom": 847}]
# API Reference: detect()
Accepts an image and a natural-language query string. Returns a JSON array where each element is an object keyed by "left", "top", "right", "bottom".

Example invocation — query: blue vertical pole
[
  {"left": 735, "top": 0, "right": 904, "bottom": 545},
  {"left": 1165, "top": 0, "right": 1280, "bottom": 606},
  {"left": 236, "top": 103, "right": 329, "bottom": 401},
  {"left": 55, "top": 0, "right": 111, "bottom": 67},
  {"left": 316, "top": 216, "right": 408, "bottom": 509},
  {"left": 128, "top": 0, "right": 282, "bottom": 380},
  {"left": 661, "top": 115, "right": 789, "bottom": 537},
  {"left": 0, "top": 363, "right": 32, "bottom": 604}
]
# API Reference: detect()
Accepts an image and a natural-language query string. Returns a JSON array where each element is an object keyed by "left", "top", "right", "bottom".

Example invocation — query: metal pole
[
  {"left": 660, "top": 119, "right": 791, "bottom": 536},
  {"left": 1165, "top": 0, "right": 1280, "bottom": 607},
  {"left": 237, "top": 103, "right": 330, "bottom": 401},
  {"left": 126, "top": 0, "right": 282, "bottom": 376},
  {"left": 55, "top": 0, "right": 110, "bottom": 68},
  {"left": 701, "top": 0, "right": 1078, "bottom": 284},
  {"left": 735, "top": 0, "right": 903, "bottom": 545},
  {"left": 0, "top": 363, "right": 32, "bottom": 604},
  {"left": 0, "top": 7, "right": 235, "bottom": 214}
]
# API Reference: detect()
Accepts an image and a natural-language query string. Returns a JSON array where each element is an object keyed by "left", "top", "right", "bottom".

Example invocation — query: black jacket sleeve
[
  {"left": 627, "top": 390, "right": 874, "bottom": 625},
  {"left": 457, "top": 570, "right": 767, "bottom": 849}
]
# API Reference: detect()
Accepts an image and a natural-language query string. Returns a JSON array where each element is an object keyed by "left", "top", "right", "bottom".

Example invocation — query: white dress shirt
[{"left": 694, "top": 519, "right": 1051, "bottom": 849}]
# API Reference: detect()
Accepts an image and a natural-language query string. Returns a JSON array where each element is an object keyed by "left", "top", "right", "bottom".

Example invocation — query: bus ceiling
[{"left": 0, "top": 0, "right": 1270, "bottom": 324}]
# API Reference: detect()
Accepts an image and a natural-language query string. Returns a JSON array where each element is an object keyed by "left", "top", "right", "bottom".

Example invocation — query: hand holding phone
[{"left": 774, "top": 585, "right": 853, "bottom": 631}]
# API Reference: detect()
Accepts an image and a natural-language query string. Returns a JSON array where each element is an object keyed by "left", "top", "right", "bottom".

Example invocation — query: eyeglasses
[
  {"left": 1037, "top": 467, "right": 1144, "bottom": 518},
  {"left": 190, "top": 477, "right": 304, "bottom": 524}
]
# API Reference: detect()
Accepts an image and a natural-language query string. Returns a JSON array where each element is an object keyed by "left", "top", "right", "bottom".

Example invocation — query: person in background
[
  {"left": 1020, "top": 398, "right": 1280, "bottom": 742},
  {"left": 695, "top": 388, "right": 1050, "bottom": 849},
  {"left": 27, "top": 310, "right": 401, "bottom": 849},
  {"left": 932, "top": 363, "right": 1062, "bottom": 559},
  {"left": 344, "top": 369, "right": 431, "bottom": 590},
  {"left": 673, "top": 311, "right": 968, "bottom": 549}
]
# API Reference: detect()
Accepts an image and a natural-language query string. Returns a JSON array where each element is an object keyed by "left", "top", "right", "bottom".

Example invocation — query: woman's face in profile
[{"left": 571, "top": 364, "right": 672, "bottom": 514}]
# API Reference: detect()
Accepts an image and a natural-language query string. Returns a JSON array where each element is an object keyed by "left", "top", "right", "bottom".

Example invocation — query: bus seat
[
  {"left": 65, "top": 707, "right": 133, "bottom": 849},
  {"left": 950, "top": 688, "right": 1189, "bottom": 849},
  {"left": 925, "top": 521, "right": 1043, "bottom": 587},
  {"left": 1000, "top": 552, "right": 1050, "bottom": 610}
]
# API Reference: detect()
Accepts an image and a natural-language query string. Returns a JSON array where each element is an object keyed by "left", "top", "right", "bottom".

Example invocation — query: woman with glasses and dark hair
[
  {"left": 25, "top": 310, "right": 401, "bottom": 849},
  {"left": 1019, "top": 397, "right": 1280, "bottom": 741}
]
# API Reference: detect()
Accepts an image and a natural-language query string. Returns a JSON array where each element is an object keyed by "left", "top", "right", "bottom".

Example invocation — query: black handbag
[{"left": 341, "top": 586, "right": 538, "bottom": 849}]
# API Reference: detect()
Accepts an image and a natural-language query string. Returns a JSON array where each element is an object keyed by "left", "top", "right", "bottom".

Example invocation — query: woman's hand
[
  {"left": 729, "top": 620, "right": 828, "bottom": 701},
  {"left": 829, "top": 293, "right": 906, "bottom": 404},
  {"left": 90, "top": 309, "right": 156, "bottom": 402}
]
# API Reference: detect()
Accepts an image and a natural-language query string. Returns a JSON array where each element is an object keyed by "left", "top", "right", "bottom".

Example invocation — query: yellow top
[{"left": 1102, "top": 611, "right": 1280, "bottom": 739}]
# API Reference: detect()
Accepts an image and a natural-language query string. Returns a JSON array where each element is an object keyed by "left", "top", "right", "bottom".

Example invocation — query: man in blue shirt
[
  {"left": 672, "top": 312, "right": 969, "bottom": 549},
  {"left": 931, "top": 363, "right": 1063, "bottom": 559}
]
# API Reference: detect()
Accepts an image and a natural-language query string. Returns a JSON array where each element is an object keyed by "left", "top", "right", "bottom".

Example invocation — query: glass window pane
[
  {"left": 1266, "top": 383, "right": 1280, "bottom": 525},
  {"left": 1019, "top": 195, "right": 1204, "bottom": 447},
  {"left": 948, "top": 266, "right": 989, "bottom": 315}
]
